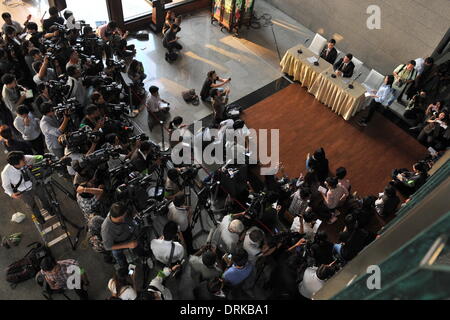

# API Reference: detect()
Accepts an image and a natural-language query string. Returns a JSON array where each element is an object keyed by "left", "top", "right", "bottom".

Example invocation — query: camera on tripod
[
  {"left": 180, "top": 165, "right": 201, "bottom": 185},
  {"left": 116, "top": 173, "right": 155, "bottom": 210},
  {"left": 107, "top": 102, "right": 130, "bottom": 118},
  {"left": 63, "top": 126, "right": 102, "bottom": 151},
  {"left": 22, "top": 154, "right": 72, "bottom": 182},
  {"left": 133, "top": 198, "right": 171, "bottom": 228}
]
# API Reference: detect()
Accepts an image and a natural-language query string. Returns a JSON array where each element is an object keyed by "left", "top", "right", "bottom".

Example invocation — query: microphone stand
[
  {"left": 297, "top": 38, "right": 310, "bottom": 54},
  {"left": 348, "top": 72, "right": 362, "bottom": 89}
]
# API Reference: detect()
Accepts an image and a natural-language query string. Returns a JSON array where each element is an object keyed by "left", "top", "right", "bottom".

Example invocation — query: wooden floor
[{"left": 242, "top": 83, "right": 427, "bottom": 197}]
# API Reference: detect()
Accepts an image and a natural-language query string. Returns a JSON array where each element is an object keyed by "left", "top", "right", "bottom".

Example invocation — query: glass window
[
  {"left": 122, "top": 0, "right": 198, "bottom": 22},
  {"left": 65, "top": 0, "right": 109, "bottom": 28}
]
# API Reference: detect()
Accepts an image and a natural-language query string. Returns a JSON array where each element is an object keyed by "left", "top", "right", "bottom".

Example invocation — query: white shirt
[
  {"left": 13, "top": 113, "right": 41, "bottom": 141},
  {"left": 146, "top": 94, "right": 164, "bottom": 113},
  {"left": 243, "top": 226, "right": 263, "bottom": 264},
  {"left": 414, "top": 57, "right": 425, "bottom": 75},
  {"left": 150, "top": 239, "right": 184, "bottom": 265},
  {"left": 299, "top": 267, "right": 325, "bottom": 299},
  {"left": 217, "top": 214, "right": 240, "bottom": 253},
  {"left": 167, "top": 202, "right": 189, "bottom": 232},
  {"left": 66, "top": 76, "right": 87, "bottom": 106},
  {"left": 107, "top": 279, "right": 137, "bottom": 300},
  {"left": 148, "top": 267, "right": 173, "bottom": 300},
  {"left": 1, "top": 155, "right": 36, "bottom": 197},
  {"left": 290, "top": 217, "right": 322, "bottom": 241}
]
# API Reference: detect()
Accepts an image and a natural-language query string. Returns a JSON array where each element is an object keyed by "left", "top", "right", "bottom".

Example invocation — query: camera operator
[
  {"left": 34, "top": 82, "right": 52, "bottom": 114},
  {"left": 90, "top": 91, "right": 108, "bottom": 116},
  {"left": 25, "top": 22, "right": 43, "bottom": 50},
  {"left": 32, "top": 56, "right": 57, "bottom": 85},
  {"left": 168, "top": 194, "right": 194, "bottom": 254},
  {"left": 76, "top": 181, "right": 104, "bottom": 220},
  {"left": 101, "top": 202, "right": 139, "bottom": 268},
  {"left": 200, "top": 70, "right": 231, "bottom": 102},
  {"left": 150, "top": 221, "right": 185, "bottom": 267},
  {"left": 66, "top": 65, "right": 87, "bottom": 108},
  {"left": 164, "top": 168, "right": 183, "bottom": 200},
  {"left": 130, "top": 141, "right": 159, "bottom": 175},
  {"left": 1, "top": 151, "right": 50, "bottom": 225},
  {"left": 39, "top": 101, "right": 70, "bottom": 158},
  {"left": 79, "top": 105, "right": 104, "bottom": 130},
  {"left": 41, "top": 7, "right": 64, "bottom": 33},
  {"left": 390, "top": 161, "right": 428, "bottom": 197}
]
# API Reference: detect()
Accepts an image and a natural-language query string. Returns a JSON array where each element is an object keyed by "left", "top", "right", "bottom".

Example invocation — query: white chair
[
  {"left": 308, "top": 33, "right": 327, "bottom": 56},
  {"left": 351, "top": 56, "right": 364, "bottom": 74},
  {"left": 362, "top": 69, "right": 385, "bottom": 92}
]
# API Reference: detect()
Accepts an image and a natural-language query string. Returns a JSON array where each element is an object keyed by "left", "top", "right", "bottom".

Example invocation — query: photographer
[
  {"left": 34, "top": 82, "right": 52, "bottom": 114},
  {"left": 42, "top": 7, "right": 65, "bottom": 33},
  {"left": 390, "top": 162, "right": 428, "bottom": 197},
  {"left": 130, "top": 140, "right": 158, "bottom": 175},
  {"left": 150, "top": 221, "right": 185, "bottom": 267},
  {"left": 39, "top": 101, "right": 70, "bottom": 158},
  {"left": 164, "top": 168, "right": 183, "bottom": 200},
  {"left": 211, "top": 87, "right": 230, "bottom": 123},
  {"left": 1, "top": 151, "right": 49, "bottom": 225},
  {"left": 76, "top": 180, "right": 104, "bottom": 220},
  {"left": 200, "top": 70, "right": 231, "bottom": 102},
  {"left": 1, "top": 12, "right": 24, "bottom": 34},
  {"left": 168, "top": 194, "right": 194, "bottom": 254},
  {"left": 13, "top": 105, "right": 45, "bottom": 155},
  {"left": 101, "top": 202, "right": 138, "bottom": 268},
  {"left": 25, "top": 22, "right": 43, "bottom": 50},
  {"left": 222, "top": 247, "right": 253, "bottom": 287},
  {"left": 80, "top": 105, "right": 104, "bottom": 130},
  {"left": 66, "top": 65, "right": 87, "bottom": 109},
  {"left": 32, "top": 56, "right": 57, "bottom": 85}
]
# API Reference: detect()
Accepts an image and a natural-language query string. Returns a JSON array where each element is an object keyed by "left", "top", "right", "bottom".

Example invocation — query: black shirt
[
  {"left": 2, "top": 139, "right": 33, "bottom": 154},
  {"left": 341, "top": 228, "right": 369, "bottom": 261},
  {"left": 200, "top": 78, "right": 216, "bottom": 100},
  {"left": 43, "top": 16, "right": 65, "bottom": 33}
]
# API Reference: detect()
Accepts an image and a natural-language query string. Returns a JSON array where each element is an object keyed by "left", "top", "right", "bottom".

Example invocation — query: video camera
[
  {"left": 47, "top": 79, "right": 71, "bottom": 102},
  {"left": 107, "top": 102, "right": 131, "bottom": 119},
  {"left": 81, "top": 143, "right": 122, "bottom": 168},
  {"left": 63, "top": 126, "right": 102, "bottom": 150},
  {"left": 116, "top": 173, "right": 155, "bottom": 210},
  {"left": 106, "top": 58, "right": 126, "bottom": 70},
  {"left": 179, "top": 165, "right": 201, "bottom": 185},
  {"left": 128, "top": 133, "right": 149, "bottom": 144},
  {"left": 22, "top": 154, "right": 72, "bottom": 182},
  {"left": 53, "top": 98, "right": 80, "bottom": 118},
  {"left": 133, "top": 198, "right": 171, "bottom": 228}
]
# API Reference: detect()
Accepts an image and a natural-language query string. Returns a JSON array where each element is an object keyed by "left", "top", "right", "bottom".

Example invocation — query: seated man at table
[
  {"left": 320, "top": 39, "right": 338, "bottom": 65},
  {"left": 333, "top": 54, "right": 355, "bottom": 78}
]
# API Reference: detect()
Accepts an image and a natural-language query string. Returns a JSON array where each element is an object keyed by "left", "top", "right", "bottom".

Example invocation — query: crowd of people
[{"left": 0, "top": 7, "right": 445, "bottom": 301}]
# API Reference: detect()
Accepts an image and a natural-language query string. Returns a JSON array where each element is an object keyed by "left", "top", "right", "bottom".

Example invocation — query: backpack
[
  {"left": 182, "top": 89, "right": 200, "bottom": 105},
  {"left": 6, "top": 242, "right": 53, "bottom": 288}
]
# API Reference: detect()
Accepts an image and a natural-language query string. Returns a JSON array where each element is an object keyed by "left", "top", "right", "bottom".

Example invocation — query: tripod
[
  {"left": 38, "top": 177, "right": 84, "bottom": 251},
  {"left": 185, "top": 178, "right": 218, "bottom": 242}
]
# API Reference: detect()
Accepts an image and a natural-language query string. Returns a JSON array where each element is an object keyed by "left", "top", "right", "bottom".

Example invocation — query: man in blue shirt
[{"left": 223, "top": 248, "right": 253, "bottom": 286}]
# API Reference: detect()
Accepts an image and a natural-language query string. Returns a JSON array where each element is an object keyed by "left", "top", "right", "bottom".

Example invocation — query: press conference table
[{"left": 280, "top": 44, "right": 366, "bottom": 121}]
